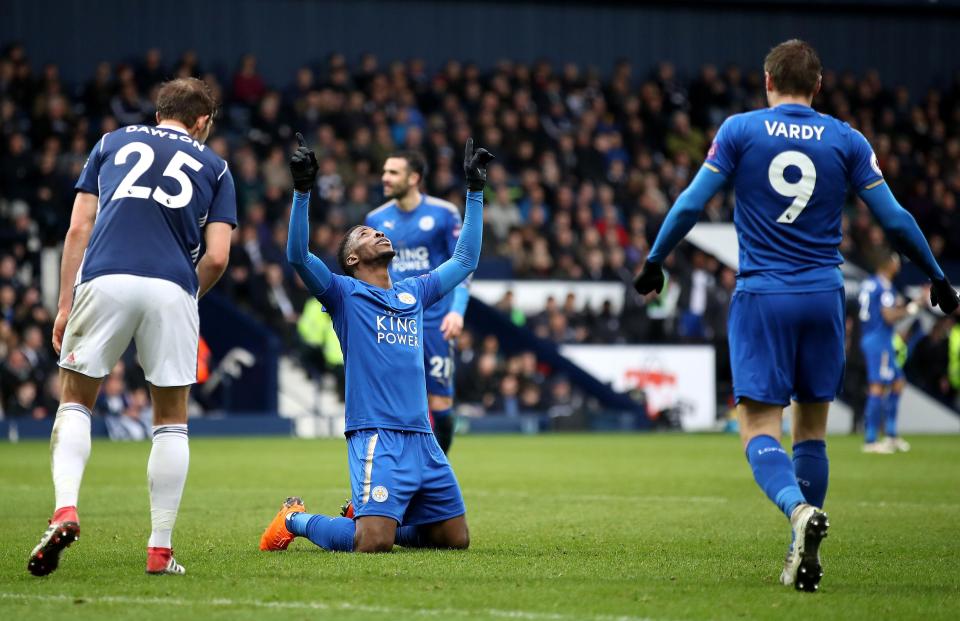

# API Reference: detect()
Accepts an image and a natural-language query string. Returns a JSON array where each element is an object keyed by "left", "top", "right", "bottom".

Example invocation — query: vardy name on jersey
[{"left": 75, "top": 124, "right": 238, "bottom": 296}]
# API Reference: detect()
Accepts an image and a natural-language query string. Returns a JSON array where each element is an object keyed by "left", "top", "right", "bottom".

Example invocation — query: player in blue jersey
[
  {"left": 27, "top": 78, "right": 237, "bottom": 577},
  {"left": 259, "top": 136, "right": 493, "bottom": 554},
  {"left": 366, "top": 152, "right": 470, "bottom": 455},
  {"left": 857, "top": 253, "right": 917, "bottom": 453},
  {"left": 633, "top": 40, "right": 959, "bottom": 592}
]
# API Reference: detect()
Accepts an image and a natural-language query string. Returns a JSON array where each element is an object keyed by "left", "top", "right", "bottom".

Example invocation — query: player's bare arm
[
  {"left": 53, "top": 192, "right": 98, "bottom": 354},
  {"left": 196, "top": 222, "right": 232, "bottom": 297}
]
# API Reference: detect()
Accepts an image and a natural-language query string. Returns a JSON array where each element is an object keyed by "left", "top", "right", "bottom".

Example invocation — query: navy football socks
[
  {"left": 432, "top": 407, "right": 455, "bottom": 454},
  {"left": 864, "top": 394, "right": 884, "bottom": 443},
  {"left": 745, "top": 434, "right": 807, "bottom": 519},
  {"left": 286, "top": 512, "right": 355, "bottom": 552},
  {"left": 793, "top": 439, "right": 828, "bottom": 508}
]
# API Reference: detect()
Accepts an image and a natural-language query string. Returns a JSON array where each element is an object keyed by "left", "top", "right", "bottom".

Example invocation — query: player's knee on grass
[{"left": 354, "top": 516, "right": 397, "bottom": 553}]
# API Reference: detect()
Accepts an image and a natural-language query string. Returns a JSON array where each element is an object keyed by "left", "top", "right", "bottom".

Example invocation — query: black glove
[
  {"left": 463, "top": 138, "right": 495, "bottom": 192},
  {"left": 290, "top": 132, "right": 319, "bottom": 193},
  {"left": 930, "top": 277, "right": 959, "bottom": 315},
  {"left": 633, "top": 261, "right": 665, "bottom": 295}
]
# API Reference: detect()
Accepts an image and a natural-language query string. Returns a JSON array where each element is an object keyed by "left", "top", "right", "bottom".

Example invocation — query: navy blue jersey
[
  {"left": 365, "top": 195, "right": 462, "bottom": 326},
  {"left": 858, "top": 276, "right": 896, "bottom": 346},
  {"left": 318, "top": 271, "right": 444, "bottom": 433},
  {"left": 706, "top": 104, "right": 883, "bottom": 293},
  {"left": 75, "top": 124, "right": 238, "bottom": 295}
]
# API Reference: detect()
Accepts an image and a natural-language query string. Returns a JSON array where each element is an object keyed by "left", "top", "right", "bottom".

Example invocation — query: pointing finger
[{"left": 296, "top": 132, "right": 306, "bottom": 147}]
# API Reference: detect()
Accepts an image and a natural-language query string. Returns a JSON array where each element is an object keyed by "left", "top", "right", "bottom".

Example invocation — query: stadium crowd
[{"left": 1, "top": 43, "right": 959, "bottom": 422}]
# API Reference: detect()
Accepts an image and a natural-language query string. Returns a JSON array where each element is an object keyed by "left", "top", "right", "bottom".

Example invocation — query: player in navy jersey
[
  {"left": 259, "top": 136, "right": 492, "bottom": 554},
  {"left": 633, "top": 40, "right": 959, "bottom": 592},
  {"left": 366, "top": 152, "right": 469, "bottom": 455},
  {"left": 858, "top": 254, "right": 917, "bottom": 453},
  {"left": 27, "top": 78, "right": 236, "bottom": 577}
]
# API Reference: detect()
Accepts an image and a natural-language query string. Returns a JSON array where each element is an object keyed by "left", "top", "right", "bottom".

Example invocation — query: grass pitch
[{"left": 1, "top": 433, "right": 958, "bottom": 620}]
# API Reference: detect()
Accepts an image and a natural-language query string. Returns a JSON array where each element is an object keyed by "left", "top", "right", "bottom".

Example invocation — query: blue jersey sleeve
[
  {"left": 432, "top": 190, "right": 482, "bottom": 297},
  {"left": 287, "top": 190, "right": 346, "bottom": 310},
  {"left": 858, "top": 183, "right": 944, "bottom": 280},
  {"left": 646, "top": 166, "right": 728, "bottom": 263},
  {"left": 415, "top": 272, "right": 445, "bottom": 309},
  {"left": 704, "top": 116, "right": 740, "bottom": 176},
  {"left": 446, "top": 207, "right": 470, "bottom": 316},
  {"left": 75, "top": 135, "right": 105, "bottom": 194},
  {"left": 207, "top": 162, "right": 238, "bottom": 228},
  {"left": 847, "top": 129, "right": 884, "bottom": 191}
]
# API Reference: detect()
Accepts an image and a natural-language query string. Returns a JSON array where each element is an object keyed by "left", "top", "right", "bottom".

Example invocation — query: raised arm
[
  {"left": 858, "top": 182, "right": 958, "bottom": 314},
  {"left": 433, "top": 139, "right": 494, "bottom": 297},
  {"left": 287, "top": 134, "right": 334, "bottom": 296},
  {"left": 633, "top": 165, "right": 728, "bottom": 294},
  {"left": 435, "top": 191, "right": 483, "bottom": 296}
]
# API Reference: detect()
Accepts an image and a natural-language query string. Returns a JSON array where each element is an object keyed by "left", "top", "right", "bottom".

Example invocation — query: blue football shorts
[
  {"left": 728, "top": 288, "right": 845, "bottom": 406},
  {"left": 346, "top": 428, "right": 466, "bottom": 525}
]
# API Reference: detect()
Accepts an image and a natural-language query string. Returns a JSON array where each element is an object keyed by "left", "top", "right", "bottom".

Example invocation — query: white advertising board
[{"left": 561, "top": 345, "right": 716, "bottom": 431}]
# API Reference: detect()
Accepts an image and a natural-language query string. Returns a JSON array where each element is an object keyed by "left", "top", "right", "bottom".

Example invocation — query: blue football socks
[
  {"left": 864, "top": 394, "right": 884, "bottom": 444},
  {"left": 793, "top": 439, "right": 829, "bottom": 508},
  {"left": 286, "top": 512, "right": 355, "bottom": 552},
  {"left": 395, "top": 525, "right": 426, "bottom": 548},
  {"left": 885, "top": 391, "right": 901, "bottom": 438},
  {"left": 745, "top": 434, "right": 807, "bottom": 519}
]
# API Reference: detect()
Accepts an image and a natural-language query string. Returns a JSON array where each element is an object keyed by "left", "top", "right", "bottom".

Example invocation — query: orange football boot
[{"left": 259, "top": 496, "right": 305, "bottom": 551}]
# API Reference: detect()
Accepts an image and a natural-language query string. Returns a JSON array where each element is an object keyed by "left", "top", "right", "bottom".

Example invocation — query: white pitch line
[{"left": 0, "top": 592, "right": 661, "bottom": 621}]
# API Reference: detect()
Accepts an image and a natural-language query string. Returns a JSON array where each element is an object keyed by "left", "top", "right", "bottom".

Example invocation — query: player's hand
[
  {"left": 52, "top": 308, "right": 69, "bottom": 355},
  {"left": 290, "top": 132, "right": 319, "bottom": 193},
  {"left": 633, "top": 261, "right": 665, "bottom": 296},
  {"left": 930, "top": 277, "right": 959, "bottom": 315},
  {"left": 464, "top": 138, "right": 495, "bottom": 192},
  {"left": 440, "top": 312, "right": 464, "bottom": 341}
]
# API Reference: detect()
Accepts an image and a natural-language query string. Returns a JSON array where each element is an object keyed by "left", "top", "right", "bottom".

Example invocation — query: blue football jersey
[
  {"left": 365, "top": 195, "right": 463, "bottom": 326},
  {"left": 706, "top": 103, "right": 883, "bottom": 292},
  {"left": 318, "top": 271, "right": 443, "bottom": 433},
  {"left": 858, "top": 276, "right": 896, "bottom": 346},
  {"left": 75, "top": 124, "right": 238, "bottom": 295}
]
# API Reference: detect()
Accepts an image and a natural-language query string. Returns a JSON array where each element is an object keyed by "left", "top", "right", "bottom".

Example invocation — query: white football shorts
[{"left": 59, "top": 273, "right": 199, "bottom": 387}]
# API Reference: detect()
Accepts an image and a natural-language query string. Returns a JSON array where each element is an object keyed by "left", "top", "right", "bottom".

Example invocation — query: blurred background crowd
[{"left": 2, "top": 43, "right": 958, "bottom": 424}]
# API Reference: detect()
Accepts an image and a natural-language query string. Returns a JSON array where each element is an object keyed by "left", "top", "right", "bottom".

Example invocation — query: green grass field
[{"left": 1, "top": 433, "right": 958, "bottom": 620}]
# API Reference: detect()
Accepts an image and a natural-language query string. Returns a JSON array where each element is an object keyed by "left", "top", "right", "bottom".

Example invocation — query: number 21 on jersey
[{"left": 769, "top": 150, "right": 816, "bottom": 224}]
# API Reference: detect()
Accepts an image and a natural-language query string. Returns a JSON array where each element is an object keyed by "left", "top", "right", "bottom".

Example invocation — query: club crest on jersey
[
  {"left": 371, "top": 486, "right": 389, "bottom": 502},
  {"left": 382, "top": 220, "right": 395, "bottom": 230},
  {"left": 398, "top": 292, "right": 416, "bottom": 305},
  {"left": 419, "top": 216, "right": 435, "bottom": 231}
]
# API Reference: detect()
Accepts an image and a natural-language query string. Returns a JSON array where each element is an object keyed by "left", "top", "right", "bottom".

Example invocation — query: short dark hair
[
  {"left": 337, "top": 225, "right": 363, "bottom": 276},
  {"left": 156, "top": 78, "right": 218, "bottom": 127},
  {"left": 386, "top": 151, "right": 427, "bottom": 182},
  {"left": 764, "top": 39, "right": 822, "bottom": 97}
]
